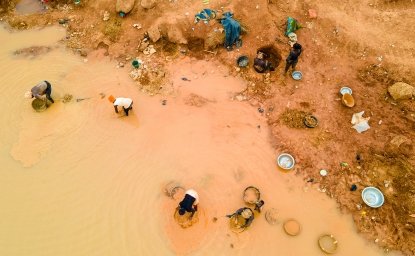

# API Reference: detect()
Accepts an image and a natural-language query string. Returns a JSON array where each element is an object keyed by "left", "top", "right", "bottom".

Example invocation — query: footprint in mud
[{"left": 233, "top": 167, "right": 245, "bottom": 182}]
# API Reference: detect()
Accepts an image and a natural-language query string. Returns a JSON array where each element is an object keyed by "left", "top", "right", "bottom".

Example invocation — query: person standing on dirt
[
  {"left": 109, "top": 95, "right": 133, "bottom": 116},
  {"left": 226, "top": 207, "right": 254, "bottom": 228},
  {"left": 284, "top": 43, "right": 302, "bottom": 74},
  {"left": 25, "top": 80, "right": 54, "bottom": 103},
  {"left": 178, "top": 189, "right": 199, "bottom": 218},
  {"left": 254, "top": 51, "right": 275, "bottom": 73}
]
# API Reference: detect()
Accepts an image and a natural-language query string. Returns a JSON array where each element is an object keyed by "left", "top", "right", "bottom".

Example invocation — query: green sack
[{"left": 285, "top": 17, "right": 301, "bottom": 36}]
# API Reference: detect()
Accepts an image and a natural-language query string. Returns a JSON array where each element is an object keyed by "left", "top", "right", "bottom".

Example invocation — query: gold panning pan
[
  {"left": 283, "top": 219, "right": 301, "bottom": 236},
  {"left": 243, "top": 186, "right": 260, "bottom": 205},
  {"left": 32, "top": 98, "right": 47, "bottom": 112},
  {"left": 318, "top": 234, "right": 338, "bottom": 254}
]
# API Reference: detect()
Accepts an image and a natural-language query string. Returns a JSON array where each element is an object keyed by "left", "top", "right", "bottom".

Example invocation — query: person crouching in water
[
  {"left": 226, "top": 207, "right": 254, "bottom": 228},
  {"left": 253, "top": 51, "right": 275, "bottom": 73},
  {"left": 178, "top": 189, "right": 199, "bottom": 218},
  {"left": 109, "top": 95, "right": 133, "bottom": 116},
  {"left": 25, "top": 80, "right": 54, "bottom": 103},
  {"left": 284, "top": 43, "right": 302, "bottom": 74}
]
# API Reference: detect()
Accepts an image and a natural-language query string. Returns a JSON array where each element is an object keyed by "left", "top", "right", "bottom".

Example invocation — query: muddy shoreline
[{"left": 1, "top": 0, "right": 414, "bottom": 255}]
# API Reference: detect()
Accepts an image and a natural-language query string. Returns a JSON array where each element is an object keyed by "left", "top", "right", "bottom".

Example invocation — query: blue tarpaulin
[
  {"left": 194, "top": 9, "right": 216, "bottom": 23},
  {"left": 221, "top": 12, "right": 241, "bottom": 48}
]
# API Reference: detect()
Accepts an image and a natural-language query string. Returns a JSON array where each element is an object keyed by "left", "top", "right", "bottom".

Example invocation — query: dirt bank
[{"left": 1, "top": 0, "right": 414, "bottom": 254}]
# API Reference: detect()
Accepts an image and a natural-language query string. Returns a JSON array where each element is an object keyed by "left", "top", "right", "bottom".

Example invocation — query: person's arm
[
  {"left": 226, "top": 212, "right": 236, "bottom": 218},
  {"left": 114, "top": 105, "right": 119, "bottom": 113},
  {"left": 189, "top": 207, "right": 196, "bottom": 217},
  {"left": 33, "top": 94, "right": 43, "bottom": 100},
  {"left": 242, "top": 215, "right": 254, "bottom": 228}
]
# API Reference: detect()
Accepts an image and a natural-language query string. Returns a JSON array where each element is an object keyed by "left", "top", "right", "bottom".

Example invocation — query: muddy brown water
[{"left": 0, "top": 25, "right": 402, "bottom": 255}]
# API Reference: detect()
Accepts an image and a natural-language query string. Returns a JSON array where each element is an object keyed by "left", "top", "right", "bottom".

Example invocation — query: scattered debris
[
  {"left": 62, "top": 94, "right": 73, "bottom": 103},
  {"left": 143, "top": 45, "right": 156, "bottom": 55},
  {"left": 235, "top": 94, "right": 247, "bottom": 101},
  {"left": 278, "top": 109, "right": 308, "bottom": 128},
  {"left": 388, "top": 82, "right": 414, "bottom": 100},
  {"left": 133, "top": 23, "right": 142, "bottom": 29},
  {"left": 351, "top": 111, "right": 370, "bottom": 133},
  {"left": 103, "top": 11, "right": 110, "bottom": 21}
]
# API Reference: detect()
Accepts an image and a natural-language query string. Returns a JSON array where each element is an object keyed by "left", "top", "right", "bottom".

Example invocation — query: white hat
[
  {"left": 241, "top": 209, "right": 252, "bottom": 219},
  {"left": 24, "top": 91, "right": 33, "bottom": 99}
]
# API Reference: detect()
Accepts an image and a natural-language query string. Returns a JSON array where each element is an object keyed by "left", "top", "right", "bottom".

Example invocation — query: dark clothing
[
  {"left": 179, "top": 194, "right": 197, "bottom": 214},
  {"left": 286, "top": 48, "right": 302, "bottom": 62},
  {"left": 284, "top": 48, "right": 302, "bottom": 73},
  {"left": 44, "top": 81, "right": 54, "bottom": 103},
  {"left": 254, "top": 58, "right": 270, "bottom": 73}
]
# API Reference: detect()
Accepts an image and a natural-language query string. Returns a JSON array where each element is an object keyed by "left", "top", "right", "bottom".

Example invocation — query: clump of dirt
[
  {"left": 103, "top": 19, "right": 122, "bottom": 42},
  {"left": 0, "top": 0, "right": 16, "bottom": 13},
  {"left": 62, "top": 94, "right": 73, "bottom": 103},
  {"left": 184, "top": 93, "right": 211, "bottom": 107},
  {"left": 205, "top": 30, "right": 225, "bottom": 50},
  {"left": 13, "top": 46, "right": 53, "bottom": 57},
  {"left": 139, "top": 72, "right": 150, "bottom": 86},
  {"left": 160, "top": 39, "right": 179, "bottom": 57},
  {"left": 278, "top": 109, "right": 308, "bottom": 128},
  {"left": 187, "top": 38, "right": 205, "bottom": 59},
  {"left": 137, "top": 68, "right": 166, "bottom": 95}
]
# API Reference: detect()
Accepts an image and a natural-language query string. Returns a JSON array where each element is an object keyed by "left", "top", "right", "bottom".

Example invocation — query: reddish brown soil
[{"left": 1, "top": 0, "right": 414, "bottom": 254}]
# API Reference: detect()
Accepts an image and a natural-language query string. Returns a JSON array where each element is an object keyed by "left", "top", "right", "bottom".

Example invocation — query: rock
[
  {"left": 116, "top": 0, "right": 135, "bottom": 13},
  {"left": 143, "top": 45, "right": 156, "bottom": 55},
  {"left": 103, "top": 11, "right": 110, "bottom": 21},
  {"left": 141, "top": 0, "right": 156, "bottom": 9},
  {"left": 235, "top": 95, "right": 246, "bottom": 101},
  {"left": 308, "top": 9, "right": 317, "bottom": 19},
  {"left": 388, "top": 82, "right": 415, "bottom": 100},
  {"left": 79, "top": 49, "right": 88, "bottom": 57},
  {"left": 385, "top": 135, "right": 413, "bottom": 156},
  {"left": 138, "top": 40, "right": 149, "bottom": 51},
  {"left": 133, "top": 23, "right": 142, "bottom": 29},
  {"left": 147, "top": 25, "right": 161, "bottom": 42},
  {"left": 58, "top": 18, "right": 69, "bottom": 25},
  {"left": 165, "top": 25, "right": 187, "bottom": 44}
]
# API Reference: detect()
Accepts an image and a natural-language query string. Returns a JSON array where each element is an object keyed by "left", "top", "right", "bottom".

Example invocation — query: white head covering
[
  {"left": 241, "top": 209, "right": 252, "bottom": 219},
  {"left": 24, "top": 91, "right": 33, "bottom": 99}
]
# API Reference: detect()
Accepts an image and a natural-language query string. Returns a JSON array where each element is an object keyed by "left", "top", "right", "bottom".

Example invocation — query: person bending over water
[
  {"left": 109, "top": 96, "right": 133, "bottom": 116},
  {"left": 25, "top": 80, "right": 54, "bottom": 103},
  {"left": 178, "top": 189, "right": 199, "bottom": 218},
  {"left": 227, "top": 207, "right": 254, "bottom": 228}
]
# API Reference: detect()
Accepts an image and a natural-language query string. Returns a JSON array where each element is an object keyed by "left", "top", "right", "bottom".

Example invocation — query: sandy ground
[{"left": 1, "top": 0, "right": 414, "bottom": 255}]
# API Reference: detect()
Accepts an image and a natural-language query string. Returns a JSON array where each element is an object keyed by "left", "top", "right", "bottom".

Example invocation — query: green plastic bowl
[{"left": 132, "top": 60, "right": 140, "bottom": 68}]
